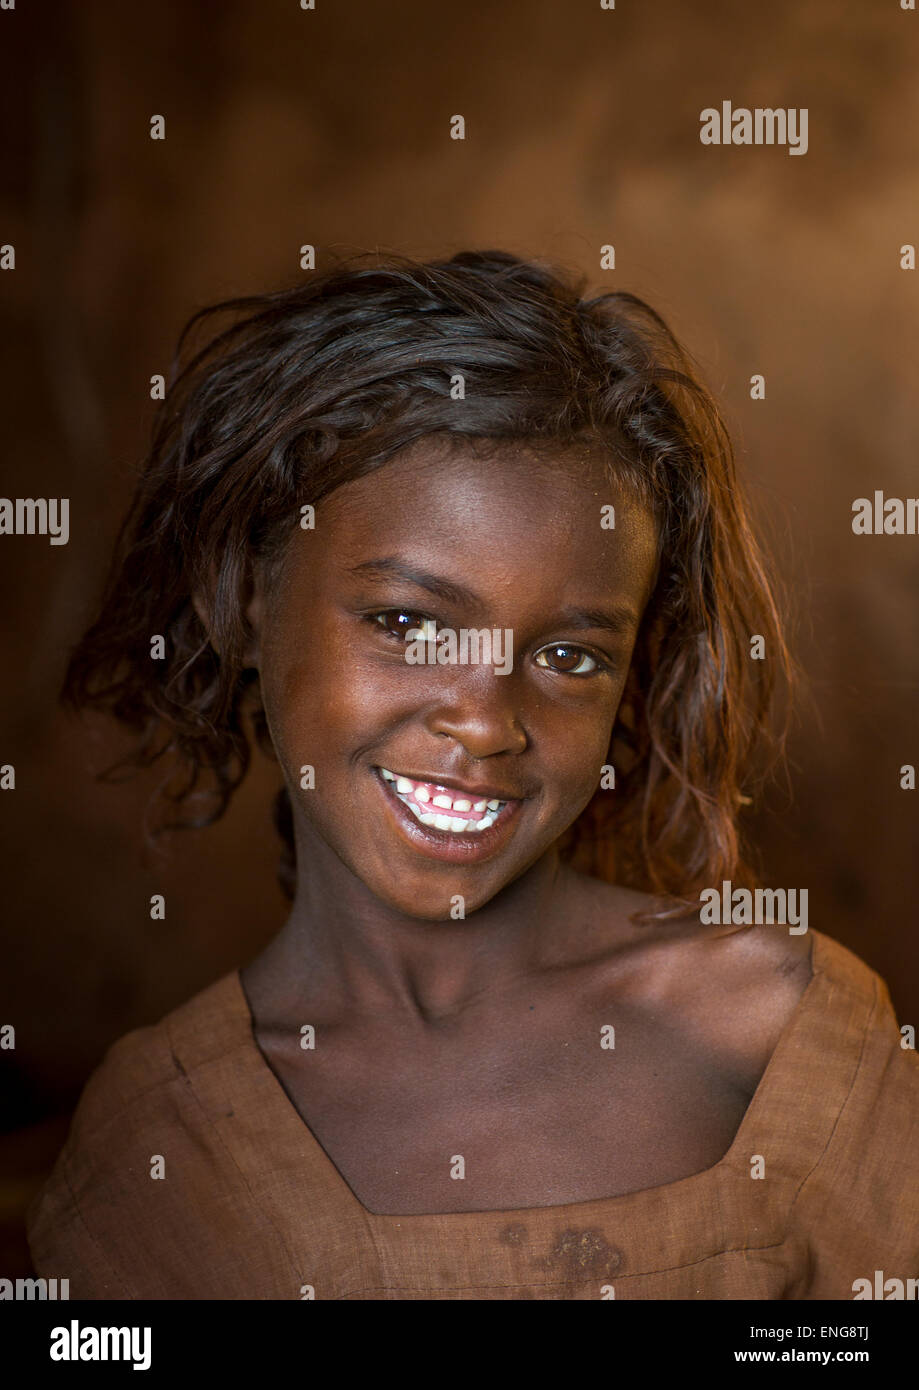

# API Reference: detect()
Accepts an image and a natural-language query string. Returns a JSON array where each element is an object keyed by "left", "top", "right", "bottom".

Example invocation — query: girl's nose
[{"left": 423, "top": 669, "right": 528, "bottom": 759}]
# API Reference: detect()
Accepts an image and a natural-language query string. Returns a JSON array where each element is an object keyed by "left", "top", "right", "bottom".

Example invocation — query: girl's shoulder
[
  {"left": 574, "top": 869, "right": 894, "bottom": 1010},
  {"left": 58, "top": 970, "right": 249, "bottom": 1144},
  {"left": 26, "top": 970, "right": 250, "bottom": 1246},
  {"left": 570, "top": 871, "right": 914, "bottom": 1098},
  {"left": 25, "top": 969, "right": 263, "bottom": 1298}
]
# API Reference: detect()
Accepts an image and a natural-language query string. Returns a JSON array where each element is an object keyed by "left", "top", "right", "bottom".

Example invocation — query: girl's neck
[{"left": 248, "top": 831, "right": 581, "bottom": 1026}]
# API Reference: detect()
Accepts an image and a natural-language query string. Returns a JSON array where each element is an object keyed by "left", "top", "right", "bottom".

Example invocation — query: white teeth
[
  {"left": 400, "top": 796, "right": 494, "bottom": 835},
  {"left": 380, "top": 766, "right": 509, "bottom": 835}
]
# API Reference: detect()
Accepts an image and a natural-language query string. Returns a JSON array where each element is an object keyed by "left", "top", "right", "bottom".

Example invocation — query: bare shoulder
[
  {"left": 562, "top": 869, "right": 815, "bottom": 1090},
  {"left": 710, "top": 917, "right": 815, "bottom": 1022},
  {"left": 668, "top": 921, "right": 815, "bottom": 1092}
]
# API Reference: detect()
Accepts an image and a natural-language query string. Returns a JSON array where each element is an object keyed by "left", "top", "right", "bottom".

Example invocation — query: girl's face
[{"left": 253, "top": 439, "right": 659, "bottom": 919}]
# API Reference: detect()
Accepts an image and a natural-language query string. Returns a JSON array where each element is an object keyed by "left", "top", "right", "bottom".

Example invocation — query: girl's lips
[{"left": 372, "top": 766, "right": 524, "bottom": 864}]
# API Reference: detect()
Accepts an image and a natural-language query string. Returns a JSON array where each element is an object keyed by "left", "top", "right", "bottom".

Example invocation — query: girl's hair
[{"left": 62, "top": 249, "right": 795, "bottom": 919}]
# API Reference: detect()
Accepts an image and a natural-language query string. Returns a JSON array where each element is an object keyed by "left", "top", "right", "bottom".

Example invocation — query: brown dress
[{"left": 26, "top": 929, "right": 919, "bottom": 1300}]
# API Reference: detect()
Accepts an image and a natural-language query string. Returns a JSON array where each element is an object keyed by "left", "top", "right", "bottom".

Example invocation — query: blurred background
[{"left": 1, "top": 0, "right": 917, "bottom": 1277}]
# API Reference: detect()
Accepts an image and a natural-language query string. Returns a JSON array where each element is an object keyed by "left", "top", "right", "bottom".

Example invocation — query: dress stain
[{"left": 540, "top": 1228, "right": 623, "bottom": 1278}]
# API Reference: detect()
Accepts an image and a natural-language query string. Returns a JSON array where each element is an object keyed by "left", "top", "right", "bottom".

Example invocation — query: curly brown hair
[{"left": 61, "top": 248, "right": 795, "bottom": 919}]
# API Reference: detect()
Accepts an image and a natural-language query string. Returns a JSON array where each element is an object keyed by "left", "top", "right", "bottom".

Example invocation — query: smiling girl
[{"left": 27, "top": 251, "right": 919, "bottom": 1299}]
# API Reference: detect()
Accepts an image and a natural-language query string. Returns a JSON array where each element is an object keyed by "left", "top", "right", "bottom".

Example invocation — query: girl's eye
[
  {"left": 365, "top": 615, "right": 605, "bottom": 674},
  {"left": 368, "top": 609, "right": 433, "bottom": 641},
  {"left": 535, "top": 645, "right": 603, "bottom": 676}
]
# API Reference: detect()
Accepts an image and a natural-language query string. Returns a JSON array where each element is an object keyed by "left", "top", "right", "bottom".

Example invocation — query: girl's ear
[
  {"left": 191, "top": 579, "right": 218, "bottom": 651},
  {"left": 191, "top": 562, "right": 263, "bottom": 669},
  {"left": 241, "top": 571, "right": 264, "bottom": 669}
]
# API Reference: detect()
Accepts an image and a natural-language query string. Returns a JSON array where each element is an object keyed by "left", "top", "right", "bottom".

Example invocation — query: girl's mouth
[{"left": 373, "top": 765, "right": 524, "bottom": 862}]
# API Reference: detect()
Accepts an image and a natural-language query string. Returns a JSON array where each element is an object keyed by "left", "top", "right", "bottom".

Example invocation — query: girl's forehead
[
  {"left": 276, "top": 440, "right": 661, "bottom": 613},
  {"left": 321, "top": 437, "right": 648, "bottom": 529}
]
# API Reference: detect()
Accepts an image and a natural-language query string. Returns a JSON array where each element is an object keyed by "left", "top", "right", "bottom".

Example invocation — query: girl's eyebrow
[
  {"left": 347, "top": 556, "right": 637, "bottom": 636},
  {"left": 550, "top": 605, "right": 638, "bottom": 637},
  {"left": 348, "top": 556, "right": 478, "bottom": 610}
]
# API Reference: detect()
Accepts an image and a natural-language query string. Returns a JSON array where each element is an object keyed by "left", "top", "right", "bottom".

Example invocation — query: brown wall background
[{"left": 1, "top": 0, "right": 917, "bottom": 1274}]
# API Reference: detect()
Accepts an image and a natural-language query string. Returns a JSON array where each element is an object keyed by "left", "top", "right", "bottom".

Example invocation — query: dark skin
[{"left": 232, "top": 438, "right": 813, "bottom": 1216}]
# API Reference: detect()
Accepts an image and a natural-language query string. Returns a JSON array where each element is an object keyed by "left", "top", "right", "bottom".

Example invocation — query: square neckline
[{"left": 231, "top": 928, "right": 822, "bottom": 1223}]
